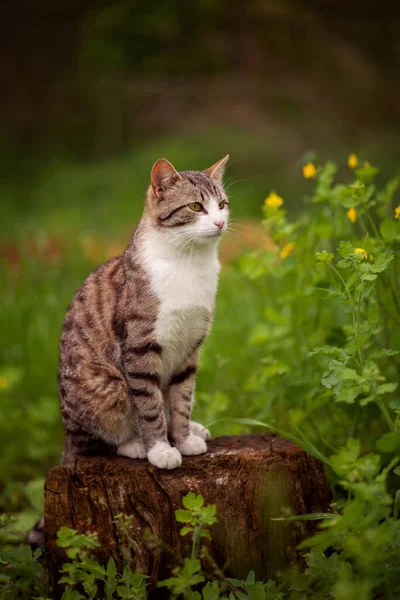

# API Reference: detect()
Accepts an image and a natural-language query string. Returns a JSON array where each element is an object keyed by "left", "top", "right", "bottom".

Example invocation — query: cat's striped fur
[{"left": 59, "top": 155, "right": 229, "bottom": 470}]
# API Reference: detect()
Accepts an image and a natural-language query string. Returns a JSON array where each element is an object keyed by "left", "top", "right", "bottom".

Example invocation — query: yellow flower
[
  {"left": 265, "top": 191, "right": 284, "bottom": 208},
  {"left": 395, "top": 205, "right": 400, "bottom": 220},
  {"left": 346, "top": 206, "right": 357, "bottom": 223},
  {"left": 303, "top": 162, "right": 316, "bottom": 179},
  {"left": 0, "top": 377, "right": 7, "bottom": 390},
  {"left": 354, "top": 248, "right": 367, "bottom": 260},
  {"left": 280, "top": 243, "right": 294, "bottom": 259},
  {"left": 348, "top": 153, "right": 358, "bottom": 168},
  {"left": 347, "top": 207, "right": 357, "bottom": 223}
]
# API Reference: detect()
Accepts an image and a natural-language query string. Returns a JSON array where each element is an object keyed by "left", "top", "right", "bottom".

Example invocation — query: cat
[
  {"left": 58, "top": 154, "right": 229, "bottom": 471},
  {"left": 28, "top": 155, "right": 229, "bottom": 548}
]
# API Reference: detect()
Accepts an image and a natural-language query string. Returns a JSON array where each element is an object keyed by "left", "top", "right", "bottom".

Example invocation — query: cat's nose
[{"left": 214, "top": 220, "right": 225, "bottom": 229}]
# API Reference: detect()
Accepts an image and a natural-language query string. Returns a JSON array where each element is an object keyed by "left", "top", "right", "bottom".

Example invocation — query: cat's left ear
[
  {"left": 203, "top": 155, "right": 229, "bottom": 184},
  {"left": 151, "top": 158, "right": 182, "bottom": 197}
]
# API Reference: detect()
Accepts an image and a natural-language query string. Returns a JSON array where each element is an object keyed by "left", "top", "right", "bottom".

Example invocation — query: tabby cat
[{"left": 59, "top": 155, "right": 229, "bottom": 470}]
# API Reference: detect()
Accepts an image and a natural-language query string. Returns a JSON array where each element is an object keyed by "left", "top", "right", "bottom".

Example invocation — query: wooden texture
[{"left": 44, "top": 434, "right": 331, "bottom": 597}]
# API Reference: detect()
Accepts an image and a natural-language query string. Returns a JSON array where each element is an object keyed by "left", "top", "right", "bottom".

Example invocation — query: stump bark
[{"left": 44, "top": 434, "right": 331, "bottom": 597}]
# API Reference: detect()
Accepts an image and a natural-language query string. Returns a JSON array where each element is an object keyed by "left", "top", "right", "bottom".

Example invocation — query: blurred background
[{"left": 1, "top": 0, "right": 400, "bottom": 525}]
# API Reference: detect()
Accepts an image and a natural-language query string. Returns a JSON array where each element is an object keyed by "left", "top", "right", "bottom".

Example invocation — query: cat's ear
[
  {"left": 151, "top": 158, "right": 182, "bottom": 197},
  {"left": 203, "top": 155, "right": 229, "bottom": 184}
]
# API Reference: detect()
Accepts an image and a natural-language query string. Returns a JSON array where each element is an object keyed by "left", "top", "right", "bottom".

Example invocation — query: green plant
[
  {"left": 0, "top": 513, "right": 49, "bottom": 599},
  {"left": 56, "top": 527, "right": 148, "bottom": 600},
  {"left": 158, "top": 493, "right": 285, "bottom": 600},
  {"left": 176, "top": 492, "right": 218, "bottom": 559},
  {"left": 235, "top": 155, "right": 400, "bottom": 598},
  {"left": 158, "top": 492, "right": 216, "bottom": 598}
]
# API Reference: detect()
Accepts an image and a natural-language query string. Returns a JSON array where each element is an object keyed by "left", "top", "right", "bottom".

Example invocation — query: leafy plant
[
  {"left": 236, "top": 155, "right": 400, "bottom": 598},
  {"left": 56, "top": 527, "right": 149, "bottom": 600}
]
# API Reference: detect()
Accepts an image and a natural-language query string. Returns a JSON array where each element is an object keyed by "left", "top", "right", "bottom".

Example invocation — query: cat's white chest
[{"left": 140, "top": 230, "right": 220, "bottom": 382}]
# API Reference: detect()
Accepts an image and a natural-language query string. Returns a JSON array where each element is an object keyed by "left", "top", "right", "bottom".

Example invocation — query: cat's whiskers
[{"left": 224, "top": 178, "right": 250, "bottom": 192}]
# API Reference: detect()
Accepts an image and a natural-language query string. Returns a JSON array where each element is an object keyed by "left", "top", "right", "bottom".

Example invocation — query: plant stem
[
  {"left": 376, "top": 396, "right": 396, "bottom": 432},
  {"left": 356, "top": 288, "right": 364, "bottom": 366},
  {"left": 328, "top": 263, "right": 357, "bottom": 330},
  {"left": 365, "top": 210, "right": 381, "bottom": 239},
  {"left": 191, "top": 527, "right": 200, "bottom": 560}
]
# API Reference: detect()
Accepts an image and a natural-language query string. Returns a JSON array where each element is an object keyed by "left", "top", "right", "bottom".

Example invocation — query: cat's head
[{"left": 145, "top": 156, "right": 229, "bottom": 248}]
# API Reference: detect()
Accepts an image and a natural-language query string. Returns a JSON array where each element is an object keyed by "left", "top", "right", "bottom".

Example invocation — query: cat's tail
[{"left": 27, "top": 515, "right": 45, "bottom": 548}]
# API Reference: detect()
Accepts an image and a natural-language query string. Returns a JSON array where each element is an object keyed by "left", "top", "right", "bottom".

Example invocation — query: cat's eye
[
  {"left": 188, "top": 202, "right": 203, "bottom": 212},
  {"left": 219, "top": 200, "right": 226, "bottom": 210}
]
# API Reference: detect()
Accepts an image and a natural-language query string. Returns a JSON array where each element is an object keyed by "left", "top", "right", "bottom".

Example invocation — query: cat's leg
[
  {"left": 190, "top": 421, "right": 211, "bottom": 441},
  {"left": 118, "top": 437, "right": 146, "bottom": 459},
  {"left": 165, "top": 394, "right": 210, "bottom": 439},
  {"left": 169, "top": 352, "right": 207, "bottom": 456},
  {"left": 121, "top": 340, "right": 181, "bottom": 469}
]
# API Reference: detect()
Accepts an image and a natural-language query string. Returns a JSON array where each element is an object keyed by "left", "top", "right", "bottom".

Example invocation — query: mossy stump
[{"left": 44, "top": 434, "right": 331, "bottom": 597}]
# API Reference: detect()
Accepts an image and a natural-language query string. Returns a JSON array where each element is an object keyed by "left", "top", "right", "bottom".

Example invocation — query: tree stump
[{"left": 44, "top": 434, "right": 331, "bottom": 597}]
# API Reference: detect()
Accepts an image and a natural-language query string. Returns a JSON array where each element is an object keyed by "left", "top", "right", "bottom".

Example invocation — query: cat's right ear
[{"left": 151, "top": 158, "right": 182, "bottom": 197}]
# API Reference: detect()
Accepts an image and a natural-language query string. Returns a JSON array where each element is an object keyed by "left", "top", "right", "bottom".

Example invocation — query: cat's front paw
[
  {"left": 177, "top": 434, "right": 207, "bottom": 456},
  {"left": 147, "top": 441, "right": 182, "bottom": 469},
  {"left": 190, "top": 421, "right": 211, "bottom": 441},
  {"left": 118, "top": 438, "right": 147, "bottom": 459}
]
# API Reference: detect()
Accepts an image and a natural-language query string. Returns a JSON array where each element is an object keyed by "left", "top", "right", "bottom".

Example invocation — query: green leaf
[
  {"left": 56, "top": 526, "right": 77, "bottom": 547},
  {"left": 338, "top": 368, "right": 359, "bottom": 382},
  {"left": 331, "top": 438, "right": 361, "bottom": 475},
  {"left": 246, "top": 571, "right": 255, "bottom": 585},
  {"left": 321, "top": 360, "right": 345, "bottom": 389},
  {"left": 117, "top": 585, "right": 134, "bottom": 598},
  {"left": 202, "top": 580, "right": 221, "bottom": 600},
  {"left": 60, "top": 590, "right": 85, "bottom": 600},
  {"left": 107, "top": 557, "right": 116, "bottom": 579},
  {"left": 182, "top": 492, "right": 204, "bottom": 510},
  {"left": 316, "top": 251, "right": 334, "bottom": 264},
  {"left": 337, "top": 241, "right": 354, "bottom": 259},
  {"left": 336, "top": 387, "right": 360, "bottom": 404},
  {"left": 308, "top": 346, "right": 346, "bottom": 359},
  {"left": 206, "top": 418, "right": 332, "bottom": 466},
  {"left": 380, "top": 218, "right": 400, "bottom": 242},
  {"left": 175, "top": 509, "right": 193, "bottom": 523},
  {"left": 370, "top": 348, "right": 400, "bottom": 359},
  {"left": 200, "top": 504, "right": 217, "bottom": 523},
  {"left": 371, "top": 250, "right": 394, "bottom": 273},
  {"left": 359, "top": 395, "right": 375, "bottom": 407},
  {"left": 336, "top": 259, "right": 351, "bottom": 270},
  {"left": 180, "top": 526, "right": 193, "bottom": 536},
  {"left": 198, "top": 528, "right": 211, "bottom": 540},
  {"left": 377, "top": 432, "right": 400, "bottom": 453},
  {"left": 377, "top": 383, "right": 398, "bottom": 395},
  {"left": 82, "top": 577, "right": 97, "bottom": 600},
  {"left": 271, "top": 513, "right": 336, "bottom": 522},
  {"left": 359, "top": 263, "right": 378, "bottom": 281},
  {"left": 355, "top": 165, "right": 379, "bottom": 182},
  {"left": 187, "top": 591, "right": 202, "bottom": 600}
]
